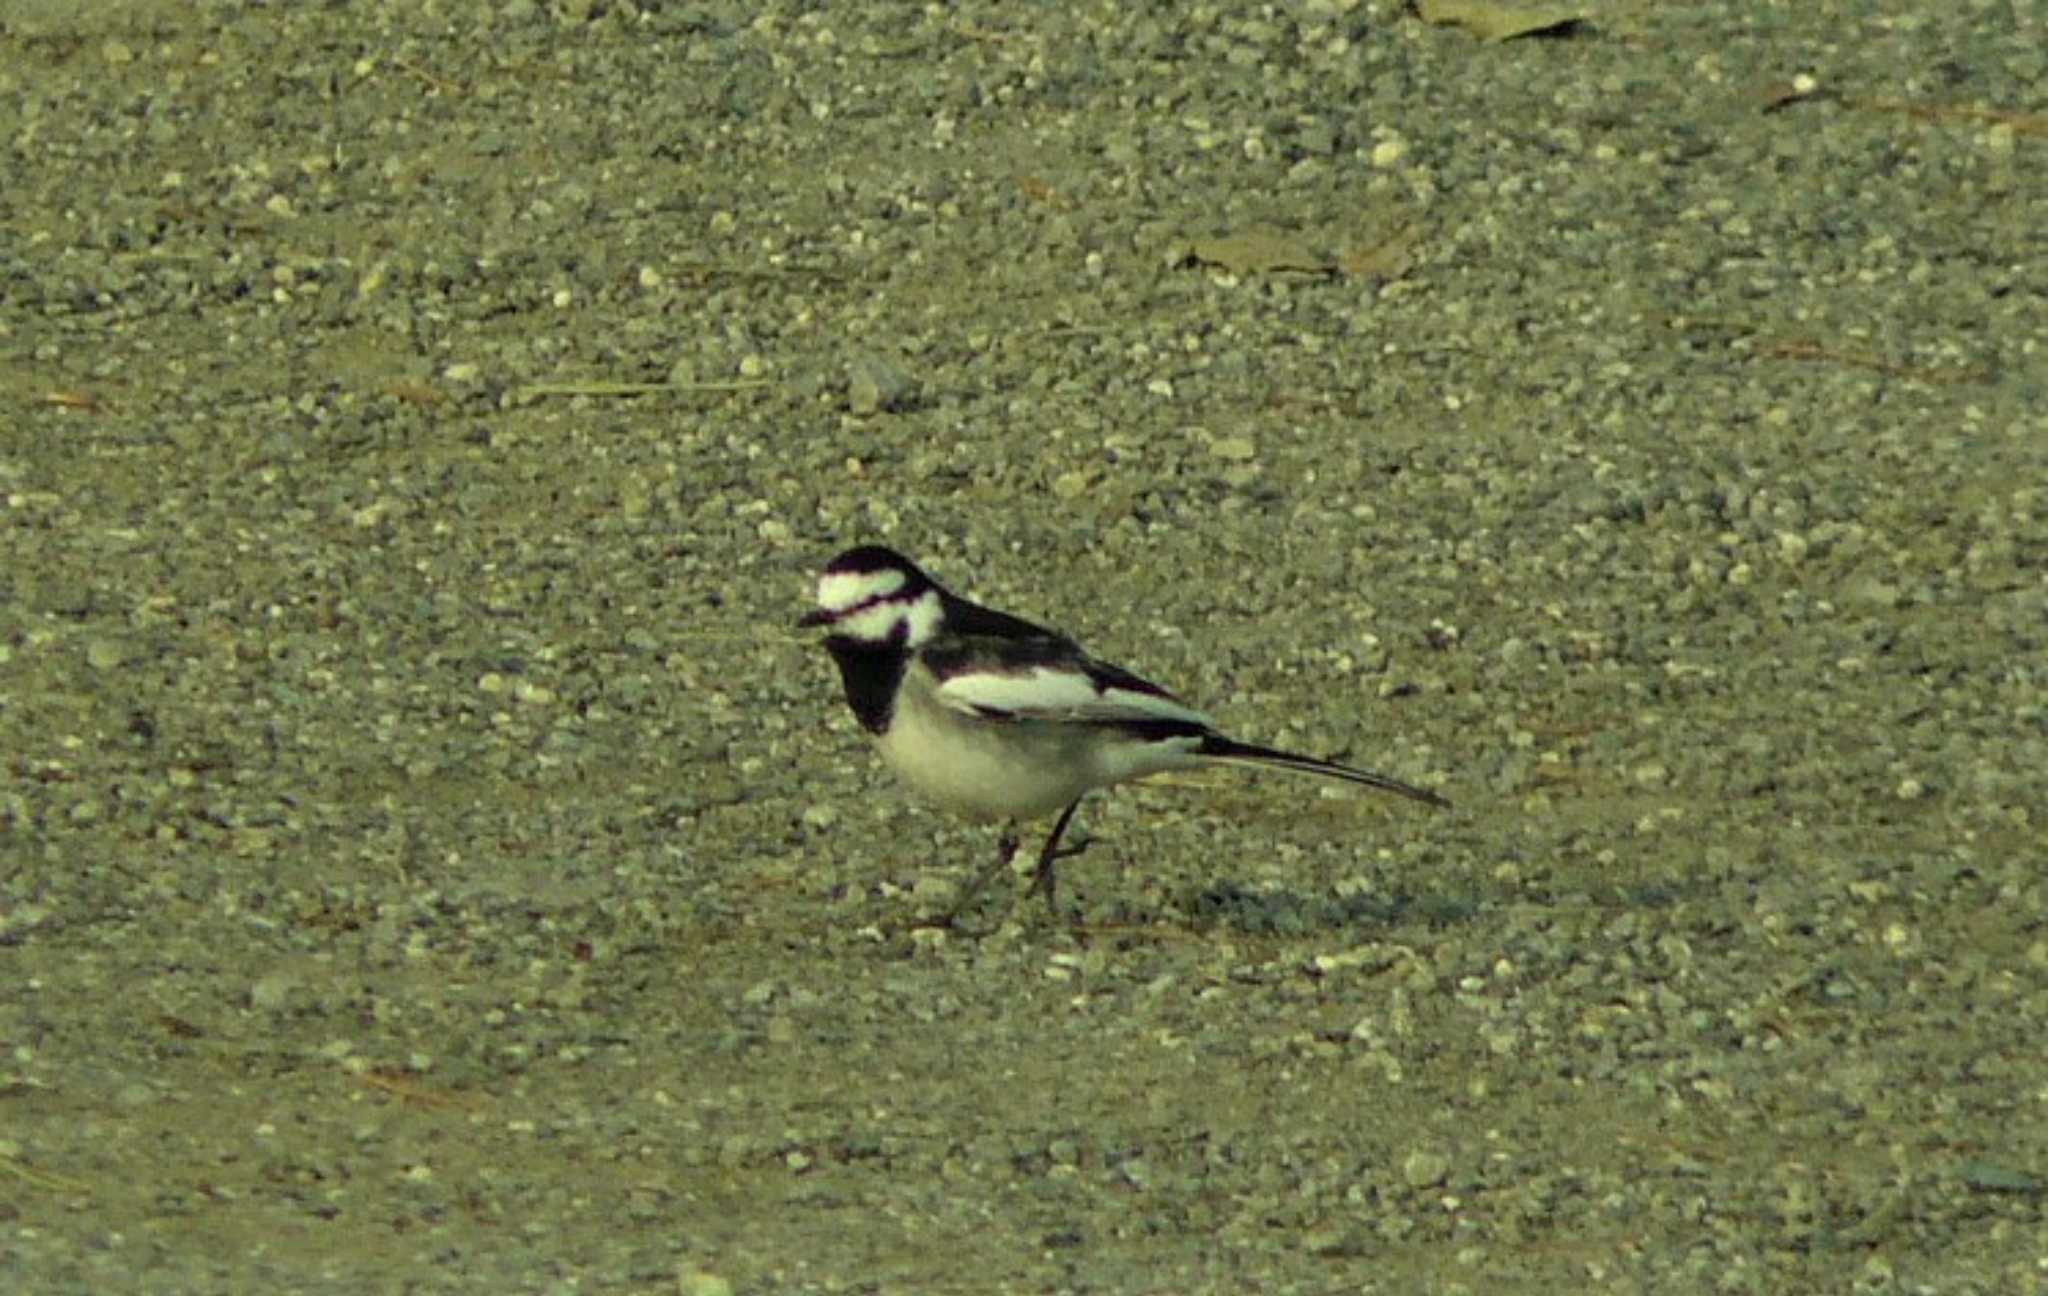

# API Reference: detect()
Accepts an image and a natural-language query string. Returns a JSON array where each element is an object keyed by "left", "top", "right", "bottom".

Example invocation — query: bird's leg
[
  {"left": 939, "top": 808, "right": 1092, "bottom": 935},
  {"left": 937, "top": 831, "right": 1020, "bottom": 930},
  {"left": 979, "top": 831, "right": 1022, "bottom": 899},
  {"left": 1028, "top": 799, "right": 1089, "bottom": 918}
]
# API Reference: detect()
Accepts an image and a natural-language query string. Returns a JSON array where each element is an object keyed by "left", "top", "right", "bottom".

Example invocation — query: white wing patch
[
  {"left": 936, "top": 665, "right": 1213, "bottom": 727},
  {"left": 816, "top": 565, "right": 904, "bottom": 613}
]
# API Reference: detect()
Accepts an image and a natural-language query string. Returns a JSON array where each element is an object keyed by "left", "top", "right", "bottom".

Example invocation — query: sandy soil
[{"left": 2, "top": 2, "right": 2044, "bottom": 1291}]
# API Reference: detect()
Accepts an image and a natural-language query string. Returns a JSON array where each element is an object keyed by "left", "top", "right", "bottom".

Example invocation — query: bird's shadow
[
  {"left": 912, "top": 876, "right": 1482, "bottom": 941},
  {"left": 1172, "top": 881, "right": 1484, "bottom": 936},
  {"left": 1172, "top": 878, "right": 1689, "bottom": 936}
]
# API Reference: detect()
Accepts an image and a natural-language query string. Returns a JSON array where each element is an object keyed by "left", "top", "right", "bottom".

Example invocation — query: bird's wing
[{"left": 924, "top": 634, "right": 1215, "bottom": 733}]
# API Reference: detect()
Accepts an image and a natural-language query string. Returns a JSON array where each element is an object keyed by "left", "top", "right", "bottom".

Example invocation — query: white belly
[
  {"left": 877, "top": 699, "right": 1097, "bottom": 820},
  {"left": 876, "top": 668, "right": 1199, "bottom": 821}
]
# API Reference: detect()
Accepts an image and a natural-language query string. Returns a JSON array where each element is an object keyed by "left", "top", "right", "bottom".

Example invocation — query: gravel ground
[{"left": 3, "top": 1, "right": 2045, "bottom": 1292}]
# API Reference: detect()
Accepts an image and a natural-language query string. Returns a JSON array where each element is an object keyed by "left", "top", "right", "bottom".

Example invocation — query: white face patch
[
  {"left": 900, "top": 588, "right": 942, "bottom": 647},
  {"left": 833, "top": 588, "right": 942, "bottom": 648},
  {"left": 817, "top": 565, "right": 906, "bottom": 614}
]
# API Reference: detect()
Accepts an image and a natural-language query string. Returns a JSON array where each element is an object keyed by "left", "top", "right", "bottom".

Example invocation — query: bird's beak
[{"left": 796, "top": 609, "right": 831, "bottom": 630}]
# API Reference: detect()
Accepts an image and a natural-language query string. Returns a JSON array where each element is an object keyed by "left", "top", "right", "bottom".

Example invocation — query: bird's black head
[
  {"left": 796, "top": 546, "right": 943, "bottom": 647},
  {"left": 798, "top": 546, "right": 947, "bottom": 733}
]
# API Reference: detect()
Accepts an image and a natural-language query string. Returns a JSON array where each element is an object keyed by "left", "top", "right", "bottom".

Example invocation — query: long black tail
[{"left": 1197, "top": 735, "right": 1450, "bottom": 809}]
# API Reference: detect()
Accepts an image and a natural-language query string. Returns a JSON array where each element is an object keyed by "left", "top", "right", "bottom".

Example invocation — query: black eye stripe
[
  {"left": 817, "top": 593, "right": 929, "bottom": 644},
  {"left": 843, "top": 591, "right": 915, "bottom": 618}
]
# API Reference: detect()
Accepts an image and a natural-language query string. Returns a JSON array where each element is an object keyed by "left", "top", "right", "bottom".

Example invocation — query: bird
[{"left": 797, "top": 544, "right": 1449, "bottom": 923}]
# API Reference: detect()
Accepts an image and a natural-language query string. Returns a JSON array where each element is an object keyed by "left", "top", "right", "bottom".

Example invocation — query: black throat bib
[{"left": 823, "top": 637, "right": 907, "bottom": 734}]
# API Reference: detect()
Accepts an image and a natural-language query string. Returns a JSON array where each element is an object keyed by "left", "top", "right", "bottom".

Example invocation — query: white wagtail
[{"left": 798, "top": 545, "right": 1449, "bottom": 920}]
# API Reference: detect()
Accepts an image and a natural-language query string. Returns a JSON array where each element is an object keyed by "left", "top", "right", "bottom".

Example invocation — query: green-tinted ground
[{"left": 2, "top": 2, "right": 2043, "bottom": 1291}]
